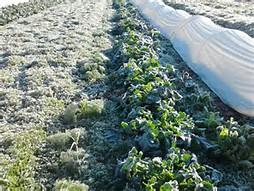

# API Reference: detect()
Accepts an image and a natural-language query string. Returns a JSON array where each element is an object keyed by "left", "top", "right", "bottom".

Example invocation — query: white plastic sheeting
[
  {"left": 0, "top": 0, "right": 30, "bottom": 8},
  {"left": 130, "top": 0, "right": 254, "bottom": 116}
]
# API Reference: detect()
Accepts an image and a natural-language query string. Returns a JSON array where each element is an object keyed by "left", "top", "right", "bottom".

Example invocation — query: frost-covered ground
[
  {"left": 0, "top": 0, "right": 117, "bottom": 189},
  {"left": 0, "top": 0, "right": 112, "bottom": 149},
  {"left": 164, "top": 0, "right": 254, "bottom": 37}
]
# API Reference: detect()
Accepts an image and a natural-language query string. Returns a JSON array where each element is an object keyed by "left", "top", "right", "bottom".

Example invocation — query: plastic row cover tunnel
[
  {"left": 0, "top": 0, "right": 30, "bottom": 8},
  {"left": 130, "top": 0, "right": 254, "bottom": 117}
]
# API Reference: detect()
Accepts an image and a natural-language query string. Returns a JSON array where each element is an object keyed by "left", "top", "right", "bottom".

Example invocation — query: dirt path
[
  {"left": 0, "top": 0, "right": 112, "bottom": 144},
  {"left": 0, "top": 0, "right": 116, "bottom": 190}
]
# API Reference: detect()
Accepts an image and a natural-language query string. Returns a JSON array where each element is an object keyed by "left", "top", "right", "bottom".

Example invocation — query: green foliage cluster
[
  {"left": 0, "top": 129, "right": 46, "bottom": 191},
  {"left": 121, "top": 147, "right": 214, "bottom": 191},
  {"left": 215, "top": 118, "right": 254, "bottom": 165}
]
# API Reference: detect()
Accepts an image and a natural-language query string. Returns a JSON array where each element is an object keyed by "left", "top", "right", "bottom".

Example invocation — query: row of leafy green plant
[{"left": 110, "top": 2, "right": 254, "bottom": 190}]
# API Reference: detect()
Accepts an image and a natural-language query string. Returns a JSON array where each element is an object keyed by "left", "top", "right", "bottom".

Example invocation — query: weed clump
[
  {"left": 43, "top": 97, "right": 65, "bottom": 117},
  {"left": 8, "top": 55, "right": 26, "bottom": 66},
  {"left": 63, "top": 103, "right": 80, "bottom": 124},
  {"left": 46, "top": 128, "right": 86, "bottom": 150},
  {"left": 80, "top": 63, "right": 105, "bottom": 74},
  {"left": 78, "top": 53, "right": 107, "bottom": 82},
  {"left": 0, "top": 70, "right": 14, "bottom": 83},
  {"left": 46, "top": 132, "right": 72, "bottom": 150},
  {"left": 79, "top": 99, "right": 104, "bottom": 118},
  {"left": 54, "top": 179, "right": 89, "bottom": 191},
  {"left": 82, "top": 69, "right": 104, "bottom": 82},
  {"left": 113, "top": 0, "right": 126, "bottom": 7},
  {"left": 0, "top": 128, "right": 45, "bottom": 190},
  {"left": 59, "top": 149, "right": 87, "bottom": 176}
]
